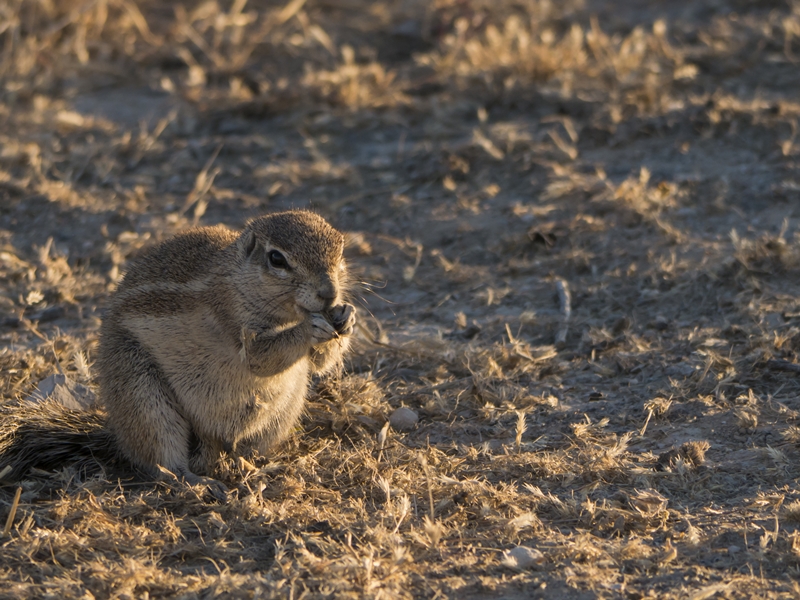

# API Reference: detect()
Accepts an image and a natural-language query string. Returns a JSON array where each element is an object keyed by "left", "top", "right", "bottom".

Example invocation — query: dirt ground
[{"left": 2, "top": 0, "right": 800, "bottom": 597}]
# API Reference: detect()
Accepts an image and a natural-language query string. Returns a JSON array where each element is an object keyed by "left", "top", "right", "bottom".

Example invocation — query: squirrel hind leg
[
  {"left": 100, "top": 333, "right": 229, "bottom": 502},
  {"left": 100, "top": 336, "right": 199, "bottom": 490}
]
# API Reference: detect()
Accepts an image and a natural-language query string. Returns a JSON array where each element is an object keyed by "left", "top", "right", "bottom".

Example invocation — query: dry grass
[{"left": 3, "top": 0, "right": 800, "bottom": 598}]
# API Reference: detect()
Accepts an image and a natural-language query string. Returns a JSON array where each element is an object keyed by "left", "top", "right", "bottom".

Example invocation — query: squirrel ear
[{"left": 239, "top": 230, "right": 258, "bottom": 259}]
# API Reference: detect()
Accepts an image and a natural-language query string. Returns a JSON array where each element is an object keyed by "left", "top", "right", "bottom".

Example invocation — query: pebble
[
  {"left": 501, "top": 546, "right": 545, "bottom": 570},
  {"left": 389, "top": 407, "right": 418, "bottom": 431}
]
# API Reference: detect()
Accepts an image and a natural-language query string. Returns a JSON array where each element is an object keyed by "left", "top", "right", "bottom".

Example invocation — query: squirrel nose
[{"left": 317, "top": 283, "right": 336, "bottom": 306}]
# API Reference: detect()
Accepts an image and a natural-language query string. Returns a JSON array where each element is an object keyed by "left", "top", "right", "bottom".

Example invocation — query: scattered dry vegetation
[{"left": 3, "top": 0, "right": 800, "bottom": 598}]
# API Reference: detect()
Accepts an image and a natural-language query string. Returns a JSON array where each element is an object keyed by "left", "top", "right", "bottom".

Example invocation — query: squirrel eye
[{"left": 268, "top": 250, "right": 289, "bottom": 269}]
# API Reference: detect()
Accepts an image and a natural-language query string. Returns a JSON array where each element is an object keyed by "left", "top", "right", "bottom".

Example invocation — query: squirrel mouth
[{"left": 295, "top": 300, "right": 329, "bottom": 314}]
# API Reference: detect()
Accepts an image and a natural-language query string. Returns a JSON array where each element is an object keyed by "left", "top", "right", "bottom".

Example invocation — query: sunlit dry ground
[{"left": 2, "top": 0, "right": 800, "bottom": 597}]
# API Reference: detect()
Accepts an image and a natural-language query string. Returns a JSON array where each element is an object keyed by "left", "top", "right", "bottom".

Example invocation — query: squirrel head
[{"left": 233, "top": 211, "right": 347, "bottom": 323}]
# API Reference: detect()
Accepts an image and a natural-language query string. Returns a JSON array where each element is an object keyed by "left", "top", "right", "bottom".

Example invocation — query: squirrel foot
[{"left": 182, "top": 472, "right": 230, "bottom": 503}]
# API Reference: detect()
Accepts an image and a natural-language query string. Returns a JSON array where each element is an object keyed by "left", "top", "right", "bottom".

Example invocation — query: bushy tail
[{"left": 0, "top": 400, "right": 119, "bottom": 481}]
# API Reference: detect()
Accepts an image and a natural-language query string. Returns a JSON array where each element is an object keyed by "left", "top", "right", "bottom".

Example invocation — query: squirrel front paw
[
  {"left": 310, "top": 304, "right": 356, "bottom": 344},
  {"left": 310, "top": 313, "right": 337, "bottom": 344},
  {"left": 328, "top": 303, "right": 356, "bottom": 336}
]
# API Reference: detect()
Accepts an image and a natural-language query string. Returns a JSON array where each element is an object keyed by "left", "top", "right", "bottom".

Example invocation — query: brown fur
[{"left": 2, "top": 211, "right": 355, "bottom": 496}]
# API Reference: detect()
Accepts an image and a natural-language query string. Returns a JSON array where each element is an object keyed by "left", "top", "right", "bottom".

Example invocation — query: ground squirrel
[{"left": 0, "top": 210, "right": 356, "bottom": 499}]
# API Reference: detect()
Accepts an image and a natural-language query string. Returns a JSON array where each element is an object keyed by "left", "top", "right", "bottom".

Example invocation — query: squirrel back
[{"left": 117, "top": 226, "right": 236, "bottom": 291}]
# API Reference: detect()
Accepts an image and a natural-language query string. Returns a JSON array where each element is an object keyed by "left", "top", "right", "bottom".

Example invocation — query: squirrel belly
[{"left": 0, "top": 210, "right": 356, "bottom": 495}]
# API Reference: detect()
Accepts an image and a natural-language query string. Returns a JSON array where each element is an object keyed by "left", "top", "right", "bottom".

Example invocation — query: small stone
[
  {"left": 462, "top": 323, "right": 481, "bottom": 339},
  {"left": 501, "top": 546, "right": 545, "bottom": 570},
  {"left": 652, "top": 315, "right": 670, "bottom": 330},
  {"left": 389, "top": 407, "right": 418, "bottom": 431},
  {"left": 665, "top": 362, "right": 695, "bottom": 378}
]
